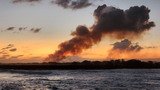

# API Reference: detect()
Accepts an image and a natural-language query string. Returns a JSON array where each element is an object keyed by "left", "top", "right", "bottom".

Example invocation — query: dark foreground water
[{"left": 0, "top": 69, "right": 160, "bottom": 90}]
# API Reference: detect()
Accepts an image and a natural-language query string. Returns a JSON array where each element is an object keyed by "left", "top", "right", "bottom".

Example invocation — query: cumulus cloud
[
  {"left": 111, "top": 39, "right": 143, "bottom": 52},
  {"left": 92, "top": 5, "right": 155, "bottom": 40},
  {"left": 107, "top": 39, "right": 143, "bottom": 59}
]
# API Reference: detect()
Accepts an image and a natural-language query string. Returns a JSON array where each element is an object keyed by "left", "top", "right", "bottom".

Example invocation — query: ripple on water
[{"left": 0, "top": 69, "right": 160, "bottom": 89}]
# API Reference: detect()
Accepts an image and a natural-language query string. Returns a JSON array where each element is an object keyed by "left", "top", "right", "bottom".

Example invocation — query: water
[{"left": 0, "top": 69, "right": 160, "bottom": 90}]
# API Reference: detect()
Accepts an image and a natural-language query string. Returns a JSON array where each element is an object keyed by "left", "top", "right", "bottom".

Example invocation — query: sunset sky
[{"left": 0, "top": 0, "right": 160, "bottom": 63}]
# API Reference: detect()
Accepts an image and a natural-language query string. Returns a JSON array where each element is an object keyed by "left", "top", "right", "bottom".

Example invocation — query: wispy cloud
[
  {"left": 9, "top": 48, "right": 17, "bottom": 52},
  {"left": 9, "top": 55, "right": 24, "bottom": 59},
  {"left": 12, "top": 0, "right": 41, "bottom": 3},
  {"left": 18, "top": 27, "right": 27, "bottom": 31},
  {"left": 30, "top": 28, "right": 41, "bottom": 33},
  {"left": 2, "top": 27, "right": 42, "bottom": 33},
  {"left": 0, "top": 44, "right": 20, "bottom": 60},
  {"left": 145, "top": 46, "right": 158, "bottom": 49},
  {"left": 51, "top": 0, "right": 92, "bottom": 10},
  {"left": 11, "top": 0, "right": 95, "bottom": 10},
  {"left": 0, "top": 44, "right": 17, "bottom": 53},
  {"left": 6, "top": 27, "right": 15, "bottom": 31},
  {"left": 1, "top": 44, "right": 15, "bottom": 51}
]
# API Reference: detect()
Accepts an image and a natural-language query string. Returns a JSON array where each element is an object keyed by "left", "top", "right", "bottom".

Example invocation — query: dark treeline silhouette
[{"left": 0, "top": 59, "right": 160, "bottom": 70}]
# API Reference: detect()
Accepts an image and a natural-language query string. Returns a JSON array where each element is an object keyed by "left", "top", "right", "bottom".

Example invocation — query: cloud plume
[
  {"left": 51, "top": 0, "right": 92, "bottom": 10},
  {"left": 92, "top": 5, "right": 155, "bottom": 40},
  {"left": 47, "top": 5, "right": 155, "bottom": 62}
]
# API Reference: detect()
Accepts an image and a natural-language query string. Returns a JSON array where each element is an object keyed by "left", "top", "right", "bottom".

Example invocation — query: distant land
[{"left": 0, "top": 59, "right": 160, "bottom": 70}]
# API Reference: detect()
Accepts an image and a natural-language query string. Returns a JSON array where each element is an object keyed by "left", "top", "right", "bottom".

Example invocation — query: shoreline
[{"left": 0, "top": 59, "right": 160, "bottom": 70}]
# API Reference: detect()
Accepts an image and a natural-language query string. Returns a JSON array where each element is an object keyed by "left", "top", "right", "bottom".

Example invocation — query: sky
[{"left": 0, "top": 0, "right": 160, "bottom": 63}]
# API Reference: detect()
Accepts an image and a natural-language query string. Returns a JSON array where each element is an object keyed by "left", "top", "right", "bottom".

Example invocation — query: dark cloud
[
  {"left": 19, "top": 27, "right": 27, "bottom": 31},
  {"left": 4, "top": 27, "right": 41, "bottom": 33},
  {"left": 0, "top": 49, "right": 10, "bottom": 60},
  {"left": 51, "top": 0, "right": 92, "bottom": 10},
  {"left": 111, "top": 39, "right": 143, "bottom": 52},
  {"left": 71, "top": 25, "right": 90, "bottom": 37},
  {"left": 47, "top": 5, "right": 155, "bottom": 62},
  {"left": 9, "top": 48, "right": 17, "bottom": 52},
  {"left": 12, "top": 0, "right": 92, "bottom": 10},
  {"left": 1, "top": 44, "right": 17, "bottom": 53},
  {"left": 30, "top": 28, "right": 41, "bottom": 33},
  {"left": 92, "top": 5, "right": 155, "bottom": 40},
  {"left": 6, "top": 27, "right": 15, "bottom": 31},
  {"left": 12, "top": 0, "right": 41, "bottom": 3},
  {"left": 0, "top": 44, "right": 22, "bottom": 61},
  {"left": 107, "top": 39, "right": 143, "bottom": 59},
  {"left": 46, "top": 25, "right": 93, "bottom": 62}
]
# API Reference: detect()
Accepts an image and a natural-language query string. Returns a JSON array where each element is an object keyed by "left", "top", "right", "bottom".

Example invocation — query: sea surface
[{"left": 0, "top": 69, "right": 160, "bottom": 90}]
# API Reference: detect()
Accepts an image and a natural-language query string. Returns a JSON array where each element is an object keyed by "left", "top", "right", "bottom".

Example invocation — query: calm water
[{"left": 0, "top": 69, "right": 160, "bottom": 90}]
